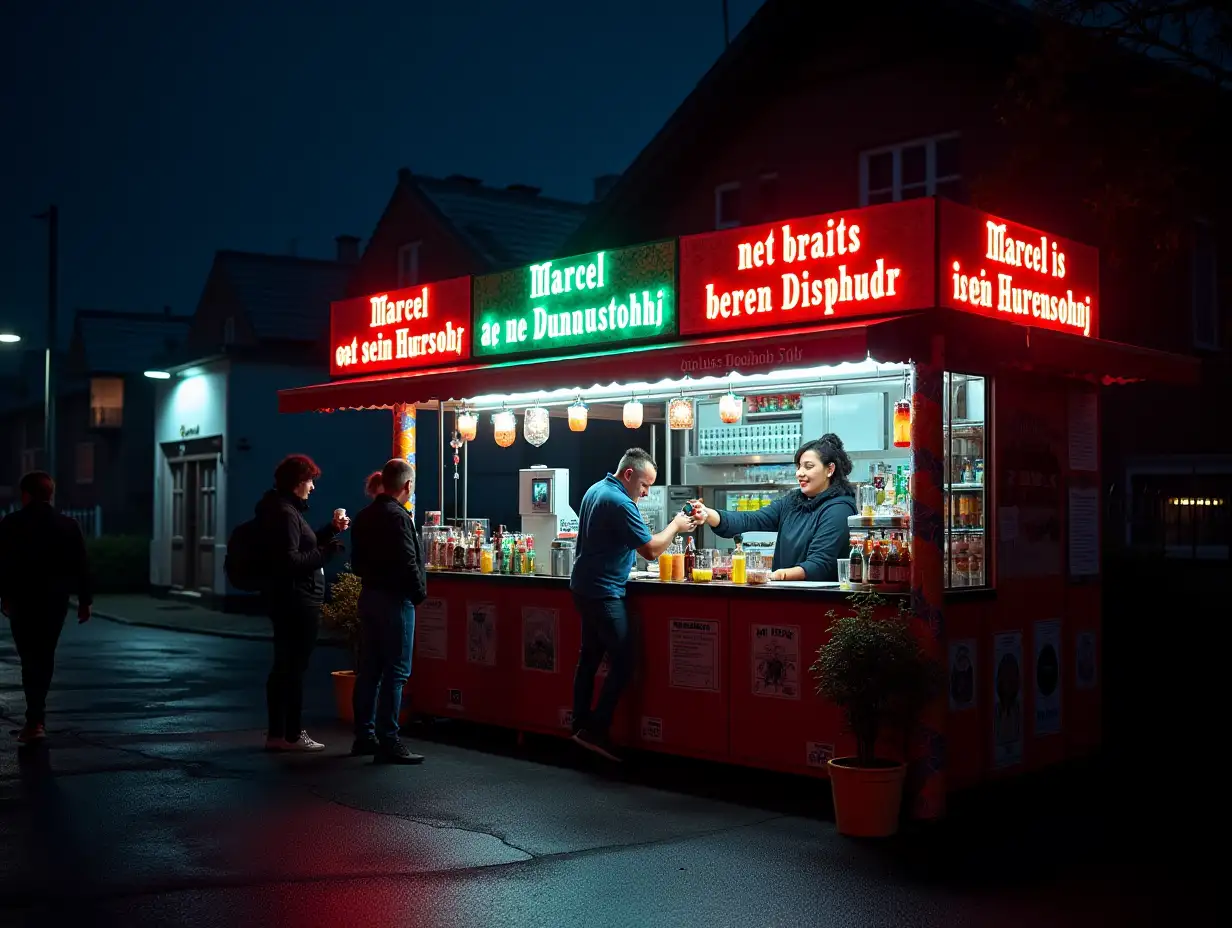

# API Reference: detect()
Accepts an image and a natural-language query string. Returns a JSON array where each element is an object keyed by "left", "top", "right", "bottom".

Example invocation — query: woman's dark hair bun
[
  {"left": 818, "top": 432, "right": 854, "bottom": 480},
  {"left": 819, "top": 432, "right": 845, "bottom": 452}
]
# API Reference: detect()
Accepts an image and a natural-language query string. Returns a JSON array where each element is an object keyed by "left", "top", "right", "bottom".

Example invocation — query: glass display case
[{"left": 944, "top": 372, "right": 988, "bottom": 588}]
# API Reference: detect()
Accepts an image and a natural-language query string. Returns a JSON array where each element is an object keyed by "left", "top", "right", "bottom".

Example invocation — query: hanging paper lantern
[
  {"left": 718, "top": 392, "right": 742, "bottom": 424},
  {"left": 524, "top": 406, "right": 550, "bottom": 447},
  {"left": 493, "top": 410, "right": 516, "bottom": 448},
  {"left": 568, "top": 400, "right": 588, "bottom": 432},
  {"left": 893, "top": 398, "right": 912, "bottom": 448},
  {"left": 457, "top": 409, "right": 478, "bottom": 442},
  {"left": 622, "top": 399, "right": 644, "bottom": 429},
  {"left": 668, "top": 396, "right": 694, "bottom": 430}
]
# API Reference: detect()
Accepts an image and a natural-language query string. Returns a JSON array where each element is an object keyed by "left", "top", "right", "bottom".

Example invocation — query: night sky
[{"left": 0, "top": 0, "right": 763, "bottom": 347}]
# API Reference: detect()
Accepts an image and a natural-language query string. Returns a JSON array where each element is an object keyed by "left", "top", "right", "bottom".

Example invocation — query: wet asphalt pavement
[{"left": 0, "top": 617, "right": 1215, "bottom": 927}]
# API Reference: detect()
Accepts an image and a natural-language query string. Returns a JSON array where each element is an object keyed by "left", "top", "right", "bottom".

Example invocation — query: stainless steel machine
[{"left": 518, "top": 466, "right": 579, "bottom": 575}]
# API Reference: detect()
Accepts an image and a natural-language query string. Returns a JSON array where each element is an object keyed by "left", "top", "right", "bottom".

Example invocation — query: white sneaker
[{"left": 265, "top": 731, "right": 325, "bottom": 752}]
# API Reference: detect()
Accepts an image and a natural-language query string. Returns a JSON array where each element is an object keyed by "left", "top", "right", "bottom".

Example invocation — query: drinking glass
[
  {"left": 836, "top": 558, "right": 851, "bottom": 589},
  {"left": 692, "top": 549, "right": 714, "bottom": 583}
]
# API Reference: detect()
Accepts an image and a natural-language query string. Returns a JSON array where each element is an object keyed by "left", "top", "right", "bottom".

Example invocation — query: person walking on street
[
  {"left": 256, "top": 454, "right": 348, "bottom": 752},
  {"left": 349, "top": 458, "right": 426, "bottom": 764},
  {"left": 569, "top": 448, "right": 696, "bottom": 761},
  {"left": 0, "top": 472, "right": 93, "bottom": 745}
]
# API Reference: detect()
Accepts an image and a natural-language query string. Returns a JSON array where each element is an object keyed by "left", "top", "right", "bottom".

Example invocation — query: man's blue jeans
[
  {"left": 353, "top": 587, "right": 415, "bottom": 744},
  {"left": 571, "top": 594, "right": 633, "bottom": 737}
]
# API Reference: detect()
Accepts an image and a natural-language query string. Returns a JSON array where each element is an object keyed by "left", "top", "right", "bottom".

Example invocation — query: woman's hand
[
  {"left": 332, "top": 509, "right": 351, "bottom": 532},
  {"left": 772, "top": 569, "right": 789, "bottom": 582}
]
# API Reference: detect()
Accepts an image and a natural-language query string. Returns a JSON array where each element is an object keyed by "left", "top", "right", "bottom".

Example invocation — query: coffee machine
[{"left": 518, "top": 466, "right": 579, "bottom": 575}]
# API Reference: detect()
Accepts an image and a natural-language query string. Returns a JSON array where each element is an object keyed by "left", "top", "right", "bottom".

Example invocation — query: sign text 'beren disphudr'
[
  {"left": 678, "top": 199, "right": 936, "bottom": 335},
  {"left": 473, "top": 240, "right": 677, "bottom": 360}
]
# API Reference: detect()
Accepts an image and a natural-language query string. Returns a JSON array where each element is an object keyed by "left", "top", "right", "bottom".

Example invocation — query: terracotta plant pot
[
  {"left": 330, "top": 670, "right": 412, "bottom": 725},
  {"left": 827, "top": 758, "right": 907, "bottom": 837}
]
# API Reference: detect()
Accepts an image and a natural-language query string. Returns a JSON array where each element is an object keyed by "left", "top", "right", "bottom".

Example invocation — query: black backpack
[{"left": 225, "top": 518, "right": 268, "bottom": 592}]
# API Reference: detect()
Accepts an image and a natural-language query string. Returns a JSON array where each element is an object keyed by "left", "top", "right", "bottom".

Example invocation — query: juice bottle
[
  {"left": 731, "top": 539, "right": 747, "bottom": 585},
  {"left": 684, "top": 536, "right": 695, "bottom": 581},
  {"left": 671, "top": 539, "right": 685, "bottom": 581},
  {"left": 658, "top": 548, "right": 673, "bottom": 581},
  {"left": 480, "top": 545, "right": 493, "bottom": 574},
  {"left": 848, "top": 536, "right": 864, "bottom": 585}
]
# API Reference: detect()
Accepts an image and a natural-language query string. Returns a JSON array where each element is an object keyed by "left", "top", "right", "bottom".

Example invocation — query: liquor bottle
[{"left": 684, "top": 536, "right": 696, "bottom": 581}]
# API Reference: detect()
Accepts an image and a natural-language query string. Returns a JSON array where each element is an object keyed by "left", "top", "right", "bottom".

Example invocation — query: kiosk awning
[{"left": 277, "top": 315, "right": 926, "bottom": 414}]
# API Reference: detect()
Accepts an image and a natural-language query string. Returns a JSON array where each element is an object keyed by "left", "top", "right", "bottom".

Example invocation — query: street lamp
[
  {"left": 0, "top": 333, "right": 21, "bottom": 344},
  {"left": 143, "top": 370, "right": 171, "bottom": 380},
  {"left": 32, "top": 205, "right": 58, "bottom": 483}
]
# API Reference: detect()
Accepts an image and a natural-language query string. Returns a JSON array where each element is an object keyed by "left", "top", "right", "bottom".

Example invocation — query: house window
[
  {"left": 89, "top": 377, "right": 124, "bottom": 428},
  {"left": 757, "top": 173, "right": 779, "bottom": 223},
  {"left": 223, "top": 316, "right": 236, "bottom": 345},
  {"left": 76, "top": 441, "right": 95, "bottom": 485},
  {"left": 397, "top": 242, "right": 421, "bottom": 287},
  {"left": 860, "top": 133, "right": 961, "bottom": 206},
  {"left": 1128, "top": 471, "right": 1230, "bottom": 559},
  {"left": 21, "top": 448, "right": 41, "bottom": 473},
  {"left": 1193, "top": 221, "right": 1219, "bottom": 350},
  {"left": 714, "top": 182, "right": 742, "bottom": 230}
]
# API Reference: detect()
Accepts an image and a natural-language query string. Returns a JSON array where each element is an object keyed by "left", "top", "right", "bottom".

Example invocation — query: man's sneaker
[
  {"left": 266, "top": 731, "right": 325, "bottom": 752},
  {"left": 16, "top": 724, "right": 46, "bottom": 745},
  {"left": 375, "top": 740, "right": 424, "bottom": 765},
  {"left": 351, "top": 736, "right": 380, "bottom": 757},
  {"left": 571, "top": 729, "right": 622, "bottom": 762}
]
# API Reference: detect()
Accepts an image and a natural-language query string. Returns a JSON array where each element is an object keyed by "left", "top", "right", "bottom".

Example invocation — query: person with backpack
[{"left": 254, "top": 454, "right": 348, "bottom": 752}]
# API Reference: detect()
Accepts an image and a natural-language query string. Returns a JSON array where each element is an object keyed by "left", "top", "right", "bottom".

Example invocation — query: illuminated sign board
[
  {"left": 678, "top": 199, "right": 936, "bottom": 336},
  {"left": 939, "top": 199, "right": 1099, "bottom": 338},
  {"left": 472, "top": 240, "right": 677, "bottom": 360},
  {"left": 329, "top": 276, "right": 472, "bottom": 377}
]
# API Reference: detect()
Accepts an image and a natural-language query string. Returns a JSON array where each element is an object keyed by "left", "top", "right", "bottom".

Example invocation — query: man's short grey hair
[
  {"left": 381, "top": 458, "right": 415, "bottom": 493},
  {"left": 617, "top": 448, "right": 657, "bottom": 476}
]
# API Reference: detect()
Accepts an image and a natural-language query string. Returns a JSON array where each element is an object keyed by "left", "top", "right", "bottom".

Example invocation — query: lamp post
[{"left": 32, "top": 205, "right": 57, "bottom": 482}]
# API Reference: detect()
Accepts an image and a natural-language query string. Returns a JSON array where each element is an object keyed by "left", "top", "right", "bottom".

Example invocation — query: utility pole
[{"left": 33, "top": 205, "right": 58, "bottom": 482}]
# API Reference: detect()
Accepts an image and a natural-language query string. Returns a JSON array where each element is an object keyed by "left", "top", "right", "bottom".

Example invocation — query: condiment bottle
[
  {"left": 898, "top": 533, "right": 912, "bottom": 585},
  {"left": 885, "top": 536, "right": 901, "bottom": 587},
  {"left": 731, "top": 537, "right": 747, "bottom": 585},
  {"left": 848, "top": 536, "right": 864, "bottom": 585},
  {"left": 867, "top": 540, "right": 885, "bottom": 585}
]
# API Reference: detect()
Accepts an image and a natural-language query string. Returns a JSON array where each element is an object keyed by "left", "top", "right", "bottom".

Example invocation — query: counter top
[{"left": 425, "top": 569, "right": 904, "bottom": 599}]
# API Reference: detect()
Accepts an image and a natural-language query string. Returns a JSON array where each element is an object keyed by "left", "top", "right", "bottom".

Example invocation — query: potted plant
[
  {"left": 810, "top": 590, "right": 942, "bottom": 837},
  {"left": 321, "top": 566, "right": 363, "bottom": 723}
]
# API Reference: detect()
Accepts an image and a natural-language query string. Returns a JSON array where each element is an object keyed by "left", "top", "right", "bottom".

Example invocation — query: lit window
[
  {"left": 76, "top": 441, "right": 95, "bottom": 485},
  {"left": 1193, "top": 221, "right": 1219, "bottom": 350},
  {"left": 397, "top": 242, "right": 421, "bottom": 287},
  {"left": 89, "top": 377, "right": 124, "bottom": 428},
  {"left": 714, "top": 182, "right": 741, "bottom": 230},
  {"left": 860, "top": 133, "right": 961, "bottom": 206}
]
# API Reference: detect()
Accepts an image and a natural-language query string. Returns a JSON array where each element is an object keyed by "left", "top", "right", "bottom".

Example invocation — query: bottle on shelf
[
  {"left": 848, "top": 536, "right": 864, "bottom": 585},
  {"left": 885, "top": 536, "right": 901, "bottom": 587},
  {"left": 867, "top": 538, "right": 885, "bottom": 585},
  {"left": 731, "top": 536, "right": 747, "bottom": 585},
  {"left": 684, "top": 536, "right": 696, "bottom": 581}
]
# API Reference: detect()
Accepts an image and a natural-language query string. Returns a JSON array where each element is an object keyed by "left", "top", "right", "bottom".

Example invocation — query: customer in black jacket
[
  {"left": 349, "top": 457, "right": 426, "bottom": 764},
  {"left": 255, "top": 454, "right": 348, "bottom": 752},
  {"left": 0, "top": 471, "right": 93, "bottom": 745}
]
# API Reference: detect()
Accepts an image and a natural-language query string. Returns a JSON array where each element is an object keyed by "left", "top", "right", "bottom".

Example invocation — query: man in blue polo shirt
[{"left": 569, "top": 448, "right": 695, "bottom": 761}]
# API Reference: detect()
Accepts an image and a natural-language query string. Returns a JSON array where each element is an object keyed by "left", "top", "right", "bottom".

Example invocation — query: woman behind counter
[{"left": 690, "top": 433, "right": 857, "bottom": 582}]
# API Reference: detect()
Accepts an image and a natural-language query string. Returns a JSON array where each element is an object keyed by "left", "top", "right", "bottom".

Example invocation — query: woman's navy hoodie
[{"left": 713, "top": 485, "right": 856, "bottom": 582}]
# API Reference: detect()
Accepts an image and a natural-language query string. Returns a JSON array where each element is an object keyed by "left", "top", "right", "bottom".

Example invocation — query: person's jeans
[
  {"left": 266, "top": 598, "right": 319, "bottom": 741},
  {"left": 571, "top": 595, "right": 633, "bottom": 737},
  {"left": 353, "top": 587, "right": 415, "bottom": 744},
  {"left": 8, "top": 606, "right": 68, "bottom": 726}
]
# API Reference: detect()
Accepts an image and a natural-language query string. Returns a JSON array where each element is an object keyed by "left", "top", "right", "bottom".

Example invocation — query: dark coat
[
  {"left": 714, "top": 486, "right": 857, "bottom": 582},
  {"left": 350, "top": 494, "right": 427, "bottom": 605},
  {"left": 0, "top": 502, "right": 93, "bottom": 614},
  {"left": 254, "top": 490, "right": 339, "bottom": 607}
]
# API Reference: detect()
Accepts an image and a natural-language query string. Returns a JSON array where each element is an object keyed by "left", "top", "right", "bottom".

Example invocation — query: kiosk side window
[{"left": 944, "top": 372, "right": 989, "bottom": 589}]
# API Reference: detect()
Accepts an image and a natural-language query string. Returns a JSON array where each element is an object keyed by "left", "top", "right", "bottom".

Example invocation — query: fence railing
[{"left": 0, "top": 503, "right": 103, "bottom": 538}]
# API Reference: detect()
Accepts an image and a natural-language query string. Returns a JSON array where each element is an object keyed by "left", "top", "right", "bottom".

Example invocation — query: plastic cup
[{"left": 837, "top": 558, "right": 851, "bottom": 589}]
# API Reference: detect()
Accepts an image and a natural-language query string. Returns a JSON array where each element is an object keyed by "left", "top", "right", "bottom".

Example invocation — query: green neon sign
[{"left": 473, "top": 240, "right": 677, "bottom": 360}]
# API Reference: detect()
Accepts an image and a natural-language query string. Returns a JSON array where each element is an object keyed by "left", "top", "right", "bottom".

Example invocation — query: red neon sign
[
  {"left": 939, "top": 199, "right": 1099, "bottom": 338},
  {"left": 678, "top": 199, "right": 936, "bottom": 336},
  {"left": 329, "top": 276, "right": 472, "bottom": 377}
]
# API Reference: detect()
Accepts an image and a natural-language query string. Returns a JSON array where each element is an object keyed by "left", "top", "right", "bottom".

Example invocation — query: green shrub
[
  {"left": 322, "top": 565, "right": 362, "bottom": 668},
  {"left": 86, "top": 534, "right": 150, "bottom": 593}
]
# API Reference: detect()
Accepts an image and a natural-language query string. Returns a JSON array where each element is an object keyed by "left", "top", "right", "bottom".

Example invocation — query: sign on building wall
[
  {"left": 472, "top": 240, "right": 677, "bottom": 361},
  {"left": 677, "top": 199, "right": 937, "bottom": 336},
  {"left": 939, "top": 199, "right": 1100, "bottom": 338},
  {"left": 329, "top": 276, "right": 472, "bottom": 376}
]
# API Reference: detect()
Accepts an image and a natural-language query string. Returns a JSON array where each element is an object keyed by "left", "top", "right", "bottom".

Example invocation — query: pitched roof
[
  {"left": 215, "top": 251, "right": 353, "bottom": 341},
  {"left": 407, "top": 172, "right": 590, "bottom": 267},
  {"left": 73, "top": 309, "right": 191, "bottom": 374}
]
